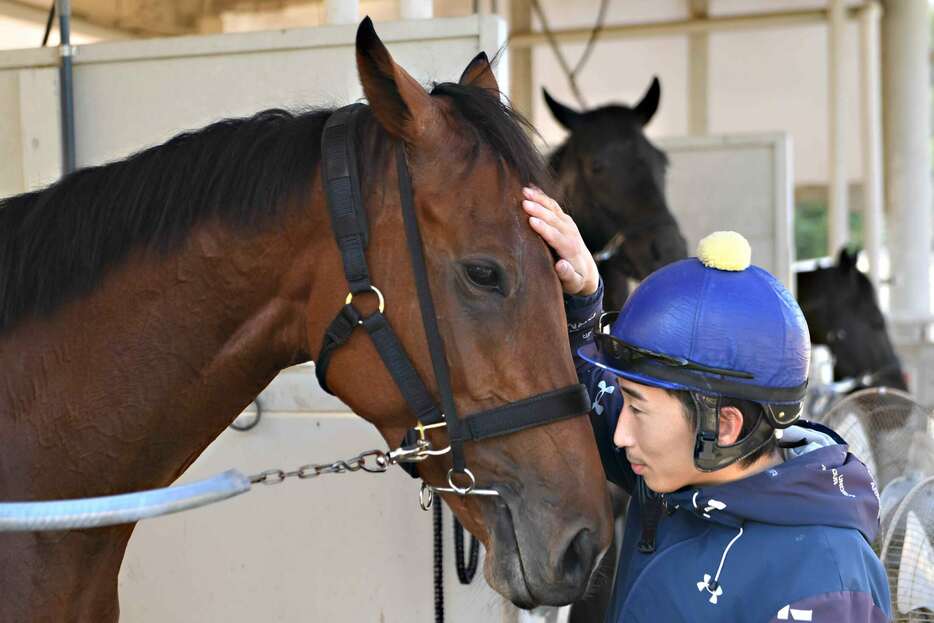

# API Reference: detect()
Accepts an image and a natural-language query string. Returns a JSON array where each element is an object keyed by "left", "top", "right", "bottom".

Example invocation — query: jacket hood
[{"left": 667, "top": 423, "right": 881, "bottom": 542}]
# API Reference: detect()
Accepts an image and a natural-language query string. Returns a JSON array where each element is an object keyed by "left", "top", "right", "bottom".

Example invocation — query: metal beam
[
  {"left": 508, "top": 7, "right": 864, "bottom": 48},
  {"left": 0, "top": 0, "right": 129, "bottom": 40}
]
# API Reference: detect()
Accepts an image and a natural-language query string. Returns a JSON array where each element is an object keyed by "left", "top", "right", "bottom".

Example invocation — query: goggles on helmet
[{"left": 595, "top": 312, "right": 754, "bottom": 381}]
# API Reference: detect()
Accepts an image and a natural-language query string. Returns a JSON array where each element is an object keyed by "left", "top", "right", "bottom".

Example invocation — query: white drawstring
[
  {"left": 713, "top": 526, "right": 744, "bottom": 586},
  {"left": 696, "top": 526, "right": 744, "bottom": 605}
]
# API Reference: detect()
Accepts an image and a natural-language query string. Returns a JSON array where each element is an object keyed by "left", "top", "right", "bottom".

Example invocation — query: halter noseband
[{"left": 314, "top": 104, "right": 590, "bottom": 500}]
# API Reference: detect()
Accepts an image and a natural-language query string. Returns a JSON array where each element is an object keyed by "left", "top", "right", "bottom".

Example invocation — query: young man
[{"left": 521, "top": 186, "right": 892, "bottom": 623}]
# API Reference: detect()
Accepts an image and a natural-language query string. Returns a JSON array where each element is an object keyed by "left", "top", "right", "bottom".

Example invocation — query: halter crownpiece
[{"left": 315, "top": 104, "right": 591, "bottom": 502}]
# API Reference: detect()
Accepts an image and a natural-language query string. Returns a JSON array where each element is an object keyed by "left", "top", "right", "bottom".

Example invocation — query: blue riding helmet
[{"left": 578, "top": 231, "right": 811, "bottom": 471}]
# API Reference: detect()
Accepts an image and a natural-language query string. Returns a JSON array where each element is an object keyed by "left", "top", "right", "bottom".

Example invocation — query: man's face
[{"left": 613, "top": 378, "right": 700, "bottom": 493}]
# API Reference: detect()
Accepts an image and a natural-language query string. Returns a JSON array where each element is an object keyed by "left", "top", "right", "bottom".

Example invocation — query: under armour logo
[
  {"left": 696, "top": 574, "right": 723, "bottom": 605},
  {"left": 592, "top": 380, "right": 616, "bottom": 415},
  {"left": 702, "top": 498, "right": 726, "bottom": 519},
  {"left": 776, "top": 604, "right": 813, "bottom": 621}
]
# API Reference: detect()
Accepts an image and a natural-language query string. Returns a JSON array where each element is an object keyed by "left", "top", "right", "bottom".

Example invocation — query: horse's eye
[{"left": 466, "top": 264, "right": 500, "bottom": 289}]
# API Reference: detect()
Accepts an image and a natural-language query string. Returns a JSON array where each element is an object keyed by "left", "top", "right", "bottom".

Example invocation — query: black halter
[{"left": 314, "top": 104, "right": 590, "bottom": 495}]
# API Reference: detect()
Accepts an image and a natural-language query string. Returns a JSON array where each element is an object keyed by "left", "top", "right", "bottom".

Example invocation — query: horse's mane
[{"left": 0, "top": 81, "right": 548, "bottom": 334}]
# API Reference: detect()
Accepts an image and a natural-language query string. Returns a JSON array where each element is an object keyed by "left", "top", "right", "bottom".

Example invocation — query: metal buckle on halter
[{"left": 386, "top": 421, "right": 451, "bottom": 465}]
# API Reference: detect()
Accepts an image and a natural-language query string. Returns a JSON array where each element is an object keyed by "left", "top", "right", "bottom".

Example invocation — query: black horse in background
[
  {"left": 543, "top": 77, "right": 687, "bottom": 310},
  {"left": 797, "top": 247, "right": 908, "bottom": 392},
  {"left": 544, "top": 78, "right": 687, "bottom": 623}
]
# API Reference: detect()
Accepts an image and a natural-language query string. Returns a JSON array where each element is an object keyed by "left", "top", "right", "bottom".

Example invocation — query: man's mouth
[{"left": 627, "top": 456, "right": 647, "bottom": 475}]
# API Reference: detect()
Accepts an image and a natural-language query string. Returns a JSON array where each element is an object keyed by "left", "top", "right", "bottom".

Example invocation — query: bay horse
[
  {"left": 543, "top": 78, "right": 687, "bottom": 310},
  {"left": 0, "top": 19, "right": 612, "bottom": 621},
  {"left": 797, "top": 247, "right": 908, "bottom": 392}
]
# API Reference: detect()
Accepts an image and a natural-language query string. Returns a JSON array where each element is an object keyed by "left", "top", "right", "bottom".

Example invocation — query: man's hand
[{"left": 522, "top": 186, "right": 600, "bottom": 296}]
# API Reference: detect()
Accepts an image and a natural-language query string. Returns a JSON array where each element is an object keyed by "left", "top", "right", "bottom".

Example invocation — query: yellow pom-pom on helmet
[{"left": 696, "top": 231, "right": 751, "bottom": 272}]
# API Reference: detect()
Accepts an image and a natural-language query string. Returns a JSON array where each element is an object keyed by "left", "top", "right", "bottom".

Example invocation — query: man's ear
[{"left": 718, "top": 405, "right": 744, "bottom": 446}]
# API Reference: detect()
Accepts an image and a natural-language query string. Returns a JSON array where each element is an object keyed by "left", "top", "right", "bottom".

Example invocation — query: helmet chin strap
[{"left": 691, "top": 393, "right": 782, "bottom": 472}]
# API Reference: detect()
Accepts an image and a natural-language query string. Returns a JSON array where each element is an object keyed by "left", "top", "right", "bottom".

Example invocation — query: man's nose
[{"left": 613, "top": 407, "right": 634, "bottom": 448}]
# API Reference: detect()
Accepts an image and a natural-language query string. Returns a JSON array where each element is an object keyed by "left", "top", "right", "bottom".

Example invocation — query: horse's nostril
[{"left": 559, "top": 528, "right": 598, "bottom": 586}]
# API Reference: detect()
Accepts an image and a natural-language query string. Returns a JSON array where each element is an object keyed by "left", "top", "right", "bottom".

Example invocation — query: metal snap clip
[{"left": 419, "top": 482, "right": 434, "bottom": 510}]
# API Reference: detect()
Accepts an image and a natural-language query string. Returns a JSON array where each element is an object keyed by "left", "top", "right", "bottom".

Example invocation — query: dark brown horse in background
[
  {"left": 0, "top": 19, "right": 612, "bottom": 621},
  {"left": 544, "top": 78, "right": 687, "bottom": 310},
  {"left": 541, "top": 79, "right": 687, "bottom": 623},
  {"left": 797, "top": 248, "right": 908, "bottom": 392}
]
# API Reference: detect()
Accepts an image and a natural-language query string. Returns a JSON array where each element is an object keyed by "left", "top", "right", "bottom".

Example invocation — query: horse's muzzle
[{"left": 483, "top": 487, "right": 609, "bottom": 608}]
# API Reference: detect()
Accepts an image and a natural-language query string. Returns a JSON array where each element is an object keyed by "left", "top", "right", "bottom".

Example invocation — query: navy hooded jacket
[{"left": 566, "top": 281, "right": 892, "bottom": 623}]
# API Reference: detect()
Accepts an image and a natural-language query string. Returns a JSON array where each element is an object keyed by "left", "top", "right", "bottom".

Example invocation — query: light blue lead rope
[{"left": 0, "top": 469, "right": 252, "bottom": 532}]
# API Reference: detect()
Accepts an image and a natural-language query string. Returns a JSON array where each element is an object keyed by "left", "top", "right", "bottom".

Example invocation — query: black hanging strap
[
  {"left": 454, "top": 515, "right": 480, "bottom": 584},
  {"left": 637, "top": 476, "right": 665, "bottom": 554}
]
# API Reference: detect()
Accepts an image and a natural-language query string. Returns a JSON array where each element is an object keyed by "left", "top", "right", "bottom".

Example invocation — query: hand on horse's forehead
[{"left": 522, "top": 186, "right": 600, "bottom": 297}]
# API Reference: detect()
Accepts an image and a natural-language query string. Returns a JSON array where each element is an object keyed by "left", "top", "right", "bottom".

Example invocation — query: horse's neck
[{"left": 0, "top": 214, "right": 324, "bottom": 501}]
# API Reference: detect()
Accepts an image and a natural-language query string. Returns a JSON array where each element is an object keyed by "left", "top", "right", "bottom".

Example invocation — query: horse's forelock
[{"left": 429, "top": 82, "right": 554, "bottom": 195}]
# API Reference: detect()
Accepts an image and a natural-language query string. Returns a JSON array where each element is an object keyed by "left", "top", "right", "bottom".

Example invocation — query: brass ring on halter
[
  {"left": 345, "top": 286, "right": 385, "bottom": 313},
  {"left": 447, "top": 468, "right": 477, "bottom": 495}
]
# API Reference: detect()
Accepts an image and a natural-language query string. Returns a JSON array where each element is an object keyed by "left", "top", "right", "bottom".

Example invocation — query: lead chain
[{"left": 248, "top": 439, "right": 447, "bottom": 486}]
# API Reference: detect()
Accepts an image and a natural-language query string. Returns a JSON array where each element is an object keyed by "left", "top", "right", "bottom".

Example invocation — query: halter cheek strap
[{"left": 315, "top": 104, "right": 591, "bottom": 496}]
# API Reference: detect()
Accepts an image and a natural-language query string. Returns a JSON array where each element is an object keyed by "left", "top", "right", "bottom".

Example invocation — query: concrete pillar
[
  {"left": 508, "top": 0, "right": 533, "bottom": 119},
  {"left": 859, "top": 3, "right": 884, "bottom": 291},
  {"left": 827, "top": 0, "right": 849, "bottom": 254},
  {"left": 400, "top": 0, "right": 433, "bottom": 20},
  {"left": 687, "top": 0, "right": 709, "bottom": 135},
  {"left": 883, "top": 0, "right": 932, "bottom": 320},
  {"left": 325, "top": 0, "right": 357, "bottom": 25}
]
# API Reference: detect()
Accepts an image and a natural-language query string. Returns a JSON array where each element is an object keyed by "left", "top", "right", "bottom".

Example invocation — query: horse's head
[
  {"left": 307, "top": 19, "right": 613, "bottom": 608},
  {"left": 543, "top": 78, "right": 687, "bottom": 284},
  {"left": 797, "top": 248, "right": 907, "bottom": 390}
]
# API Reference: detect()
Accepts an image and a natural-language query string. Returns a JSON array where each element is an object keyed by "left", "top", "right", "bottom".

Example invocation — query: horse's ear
[
  {"left": 459, "top": 52, "right": 500, "bottom": 93},
  {"left": 633, "top": 76, "right": 661, "bottom": 126},
  {"left": 356, "top": 17, "right": 440, "bottom": 143},
  {"left": 837, "top": 246, "right": 857, "bottom": 272},
  {"left": 543, "top": 88, "right": 583, "bottom": 131}
]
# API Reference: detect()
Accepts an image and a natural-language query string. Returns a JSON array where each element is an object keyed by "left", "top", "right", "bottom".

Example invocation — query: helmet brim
[{"left": 576, "top": 342, "right": 692, "bottom": 393}]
